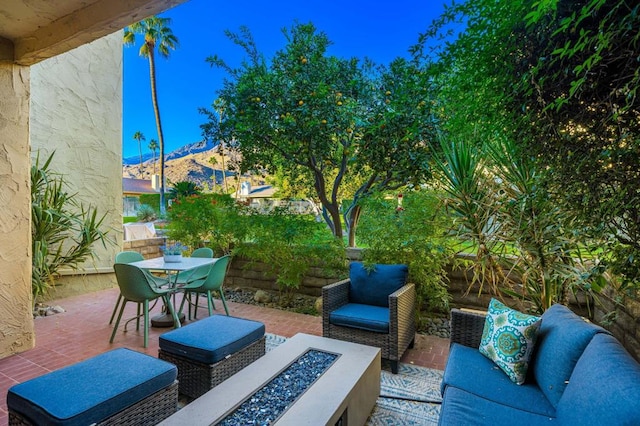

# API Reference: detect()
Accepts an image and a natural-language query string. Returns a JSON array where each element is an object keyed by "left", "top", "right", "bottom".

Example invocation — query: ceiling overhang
[{"left": 0, "top": 0, "right": 190, "bottom": 66}]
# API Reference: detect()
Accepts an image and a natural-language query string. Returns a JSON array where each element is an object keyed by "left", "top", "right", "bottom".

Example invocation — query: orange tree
[{"left": 201, "top": 23, "right": 439, "bottom": 246}]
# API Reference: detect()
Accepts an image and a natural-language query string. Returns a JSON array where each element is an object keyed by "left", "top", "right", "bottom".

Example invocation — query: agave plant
[{"left": 31, "top": 151, "right": 110, "bottom": 302}]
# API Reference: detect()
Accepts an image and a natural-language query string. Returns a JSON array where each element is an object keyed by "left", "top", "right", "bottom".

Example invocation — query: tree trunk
[
  {"left": 311, "top": 168, "right": 342, "bottom": 240},
  {"left": 347, "top": 203, "right": 362, "bottom": 247},
  {"left": 138, "top": 142, "right": 143, "bottom": 177},
  {"left": 148, "top": 49, "right": 166, "bottom": 215},
  {"left": 326, "top": 203, "right": 343, "bottom": 240}
]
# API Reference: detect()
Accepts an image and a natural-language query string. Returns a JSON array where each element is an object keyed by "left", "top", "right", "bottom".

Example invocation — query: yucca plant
[
  {"left": 31, "top": 152, "right": 110, "bottom": 303},
  {"left": 434, "top": 135, "right": 604, "bottom": 313},
  {"left": 432, "top": 138, "right": 510, "bottom": 299},
  {"left": 486, "top": 138, "right": 602, "bottom": 313}
]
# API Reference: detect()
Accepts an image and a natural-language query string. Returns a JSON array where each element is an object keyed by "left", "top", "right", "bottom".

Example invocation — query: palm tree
[
  {"left": 148, "top": 139, "right": 158, "bottom": 174},
  {"left": 133, "top": 131, "right": 145, "bottom": 177},
  {"left": 124, "top": 16, "right": 179, "bottom": 215}
]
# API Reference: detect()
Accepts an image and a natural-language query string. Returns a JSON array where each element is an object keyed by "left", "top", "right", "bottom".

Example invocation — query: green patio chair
[
  {"left": 178, "top": 255, "right": 231, "bottom": 319},
  {"left": 173, "top": 247, "right": 214, "bottom": 286},
  {"left": 108, "top": 251, "right": 169, "bottom": 325},
  {"left": 110, "top": 263, "right": 180, "bottom": 348}
]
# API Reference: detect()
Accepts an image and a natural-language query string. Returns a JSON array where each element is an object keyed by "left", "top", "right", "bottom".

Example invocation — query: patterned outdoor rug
[{"left": 265, "top": 334, "right": 442, "bottom": 425}]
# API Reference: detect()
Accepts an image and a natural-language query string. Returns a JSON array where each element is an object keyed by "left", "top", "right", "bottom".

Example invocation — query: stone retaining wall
[
  {"left": 123, "top": 237, "right": 164, "bottom": 259},
  {"left": 117, "top": 239, "right": 640, "bottom": 361},
  {"left": 225, "top": 259, "right": 340, "bottom": 297}
]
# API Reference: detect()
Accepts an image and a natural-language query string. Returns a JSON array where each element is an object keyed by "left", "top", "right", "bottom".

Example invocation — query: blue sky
[{"left": 122, "top": 0, "right": 448, "bottom": 159}]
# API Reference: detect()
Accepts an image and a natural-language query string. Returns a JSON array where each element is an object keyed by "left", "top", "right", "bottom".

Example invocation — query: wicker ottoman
[
  {"left": 158, "top": 314, "right": 266, "bottom": 399},
  {"left": 7, "top": 348, "right": 178, "bottom": 426}
]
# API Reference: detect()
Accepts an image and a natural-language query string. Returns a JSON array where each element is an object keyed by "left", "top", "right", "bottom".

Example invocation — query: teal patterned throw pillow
[{"left": 479, "top": 298, "right": 541, "bottom": 385}]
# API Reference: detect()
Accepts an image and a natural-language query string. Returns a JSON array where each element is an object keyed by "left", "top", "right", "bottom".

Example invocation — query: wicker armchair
[
  {"left": 449, "top": 308, "right": 487, "bottom": 348},
  {"left": 322, "top": 263, "right": 416, "bottom": 374}
]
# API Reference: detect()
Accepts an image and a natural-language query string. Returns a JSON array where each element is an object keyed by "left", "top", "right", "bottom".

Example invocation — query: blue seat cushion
[
  {"left": 349, "top": 262, "right": 408, "bottom": 307},
  {"left": 556, "top": 333, "right": 640, "bottom": 425},
  {"left": 442, "top": 343, "right": 556, "bottom": 417},
  {"left": 329, "top": 303, "right": 390, "bottom": 333},
  {"left": 7, "top": 348, "right": 177, "bottom": 426},
  {"left": 531, "top": 304, "right": 607, "bottom": 407},
  {"left": 439, "top": 386, "right": 557, "bottom": 426},
  {"left": 159, "top": 314, "right": 265, "bottom": 364}
]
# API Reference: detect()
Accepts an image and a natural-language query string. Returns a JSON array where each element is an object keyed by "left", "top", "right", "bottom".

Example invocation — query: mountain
[
  {"left": 166, "top": 139, "right": 217, "bottom": 161},
  {"left": 123, "top": 139, "right": 217, "bottom": 165},
  {"left": 123, "top": 140, "right": 239, "bottom": 189}
]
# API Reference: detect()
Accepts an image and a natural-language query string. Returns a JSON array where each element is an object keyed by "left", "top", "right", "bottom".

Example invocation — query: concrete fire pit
[{"left": 159, "top": 333, "right": 381, "bottom": 425}]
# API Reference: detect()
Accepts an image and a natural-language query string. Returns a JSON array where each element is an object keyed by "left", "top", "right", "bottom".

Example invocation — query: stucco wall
[
  {"left": 30, "top": 32, "right": 123, "bottom": 301},
  {"left": 0, "top": 64, "right": 35, "bottom": 357}
]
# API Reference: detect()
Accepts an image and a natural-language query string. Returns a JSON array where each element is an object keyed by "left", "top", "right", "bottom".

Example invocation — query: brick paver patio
[{"left": 0, "top": 287, "right": 449, "bottom": 425}]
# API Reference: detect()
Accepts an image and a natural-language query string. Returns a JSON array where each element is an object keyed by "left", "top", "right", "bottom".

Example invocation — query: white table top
[{"left": 129, "top": 256, "right": 217, "bottom": 272}]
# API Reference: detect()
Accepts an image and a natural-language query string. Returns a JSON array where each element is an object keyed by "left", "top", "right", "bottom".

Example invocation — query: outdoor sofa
[{"left": 439, "top": 302, "right": 640, "bottom": 425}]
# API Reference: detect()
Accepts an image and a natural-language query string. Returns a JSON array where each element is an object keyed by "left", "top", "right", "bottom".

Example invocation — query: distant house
[
  {"left": 122, "top": 177, "right": 160, "bottom": 217},
  {"left": 232, "top": 182, "right": 277, "bottom": 209},
  {"left": 232, "top": 181, "right": 317, "bottom": 214}
]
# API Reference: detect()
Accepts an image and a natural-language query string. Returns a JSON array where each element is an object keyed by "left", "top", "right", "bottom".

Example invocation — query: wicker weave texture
[
  {"left": 322, "top": 279, "right": 416, "bottom": 366},
  {"left": 9, "top": 380, "right": 178, "bottom": 426},
  {"left": 450, "top": 308, "right": 487, "bottom": 348},
  {"left": 159, "top": 336, "right": 266, "bottom": 399}
]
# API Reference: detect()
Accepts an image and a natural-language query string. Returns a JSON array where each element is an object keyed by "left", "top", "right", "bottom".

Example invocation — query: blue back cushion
[
  {"left": 556, "top": 333, "right": 640, "bottom": 425},
  {"left": 7, "top": 348, "right": 177, "bottom": 426},
  {"left": 531, "top": 304, "right": 607, "bottom": 407},
  {"left": 348, "top": 262, "right": 408, "bottom": 307}
]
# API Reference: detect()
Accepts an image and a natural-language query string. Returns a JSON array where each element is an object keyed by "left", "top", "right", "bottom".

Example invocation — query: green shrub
[
  {"left": 356, "top": 190, "right": 454, "bottom": 312},
  {"left": 165, "top": 193, "right": 244, "bottom": 254},
  {"left": 235, "top": 206, "right": 346, "bottom": 305},
  {"left": 139, "top": 194, "right": 160, "bottom": 213},
  {"left": 167, "top": 196, "right": 346, "bottom": 304}
]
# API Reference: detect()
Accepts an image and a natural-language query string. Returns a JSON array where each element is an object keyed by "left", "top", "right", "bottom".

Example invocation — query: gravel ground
[{"left": 224, "top": 287, "right": 451, "bottom": 339}]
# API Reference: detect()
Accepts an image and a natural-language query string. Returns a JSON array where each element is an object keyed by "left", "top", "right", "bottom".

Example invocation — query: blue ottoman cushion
[
  {"left": 329, "top": 303, "right": 390, "bottom": 333},
  {"left": 349, "top": 262, "right": 408, "bottom": 307},
  {"left": 159, "top": 314, "right": 265, "bottom": 364},
  {"left": 7, "top": 348, "right": 177, "bottom": 426}
]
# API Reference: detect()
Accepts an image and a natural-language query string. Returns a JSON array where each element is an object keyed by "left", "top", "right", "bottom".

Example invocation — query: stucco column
[{"left": 0, "top": 64, "right": 35, "bottom": 357}]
